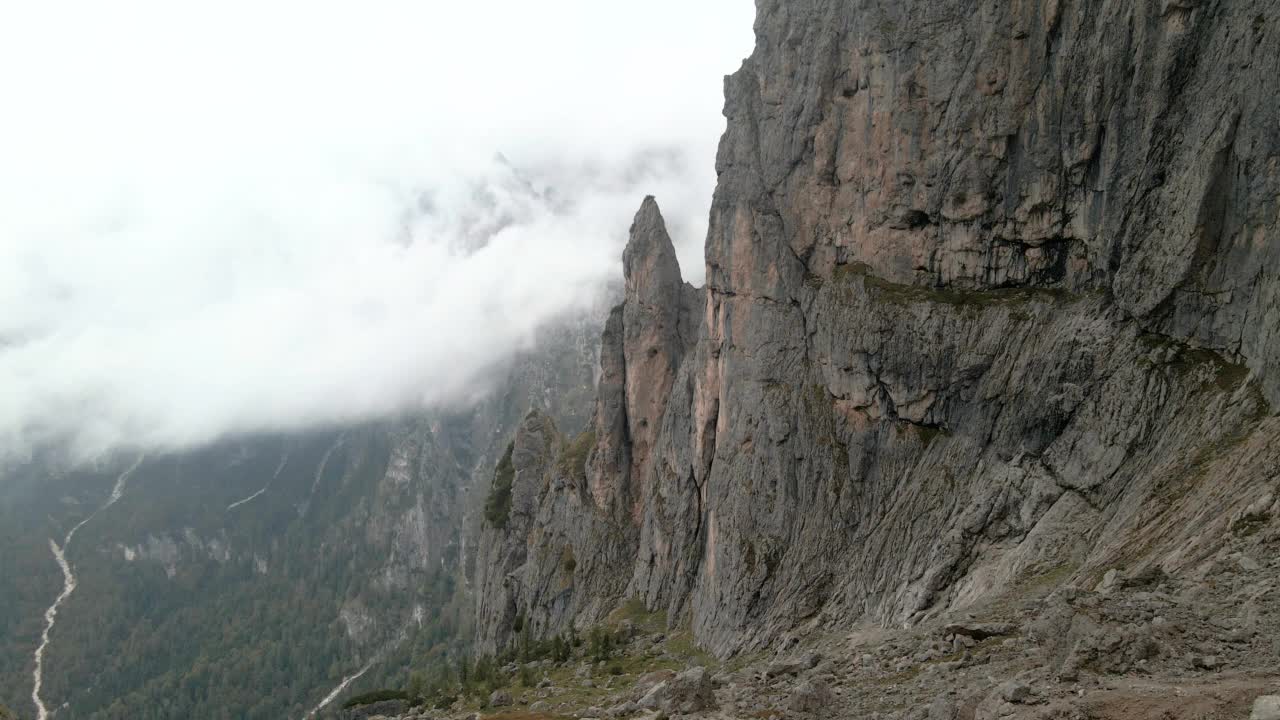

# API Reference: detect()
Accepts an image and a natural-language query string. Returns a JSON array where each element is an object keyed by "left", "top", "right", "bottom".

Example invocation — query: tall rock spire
[
  {"left": 589, "top": 197, "right": 694, "bottom": 518},
  {"left": 622, "top": 196, "right": 687, "bottom": 471}
]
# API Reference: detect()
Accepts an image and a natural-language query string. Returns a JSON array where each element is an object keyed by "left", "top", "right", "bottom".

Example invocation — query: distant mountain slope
[{"left": 0, "top": 301, "right": 607, "bottom": 719}]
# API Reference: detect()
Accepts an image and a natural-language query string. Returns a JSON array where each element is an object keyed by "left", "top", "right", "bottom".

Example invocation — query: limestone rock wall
[{"left": 474, "top": 0, "right": 1280, "bottom": 657}]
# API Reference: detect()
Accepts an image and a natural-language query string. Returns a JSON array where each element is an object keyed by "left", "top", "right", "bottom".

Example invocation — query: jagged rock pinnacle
[{"left": 623, "top": 196, "right": 684, "bottom": 307}]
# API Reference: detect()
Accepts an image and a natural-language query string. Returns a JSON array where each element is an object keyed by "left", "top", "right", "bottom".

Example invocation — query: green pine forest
[{"left": 0, "top": 425, "right": 476, "bottom": 720}]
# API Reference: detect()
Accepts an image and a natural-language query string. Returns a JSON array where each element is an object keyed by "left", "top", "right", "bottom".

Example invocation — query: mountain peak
[{"left": 622, "top": 196, "right": 683, "bottom": 304}]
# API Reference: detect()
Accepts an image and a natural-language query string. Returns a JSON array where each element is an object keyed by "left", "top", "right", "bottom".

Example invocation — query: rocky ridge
[
  {"left": 346, "top": 517, "right": 1280, "bottom": 719},
  {"left": 462, "top": 0, "right": 1278, "bottom": 718}
]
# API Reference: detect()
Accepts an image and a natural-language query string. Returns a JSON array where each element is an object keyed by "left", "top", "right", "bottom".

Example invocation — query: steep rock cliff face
[
  {"left": 475, "top": 0, "right": 1280, "bottom": 657},
  {"left": 473, "top": 203, "right": 701, "bottom": 651}
]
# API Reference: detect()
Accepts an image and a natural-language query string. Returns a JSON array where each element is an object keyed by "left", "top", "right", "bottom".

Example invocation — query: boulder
[
  {"left": 998, "top": 680, "right": 1034, "bottom": 705},
  {"left": 1253, "top": 696, "right": 1280, "bottom": 720},
  {"left": 637, "top": 666, "right": 717, "bottom": 714},
  {"left": 789, "top": 679, "right": 835, "bottom": 713}
]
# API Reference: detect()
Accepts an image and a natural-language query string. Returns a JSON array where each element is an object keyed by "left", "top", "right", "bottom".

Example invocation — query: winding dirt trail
[
  {"left": 304, "top": 619, "right": 412, "bottom": 719},
  {"left": 32, "top": 455, "right": 144, "bottom": 720},
  {"left": 227, "top": 451, "right": 289, "bottom": 511},
  {"left": 304, "top": 657, "right": 376, "bottom": 719},
  {"left": 300, "top": 435, "right": 344, "bottom": 517}
]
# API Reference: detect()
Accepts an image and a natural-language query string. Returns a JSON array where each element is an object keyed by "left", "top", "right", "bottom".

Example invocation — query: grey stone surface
[
  {"left": 473, "top": 0, "right": 1280, "bottom": 665},
  {"left": 636, "top": 666, "right": 716, "bottom": 714},
  {"left": 789, "top": 678, "right": 834, "bottom": 713},
  {"left": 998, "top": 680, "right": 1033, "bottom": 704},
  {"left": 1254, "top": 696, "right": 1280, "bottom": 720}
]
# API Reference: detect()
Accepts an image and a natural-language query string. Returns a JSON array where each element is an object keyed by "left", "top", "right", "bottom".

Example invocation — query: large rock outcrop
[
  {"left": 590, "top": 198, "right": 701, "bottom": 519},
  {"left": 472, "top": 199, "right": 701, "bottom": 652},
  {"left": 475, "top": 0, "right": 1280, "bottom": 657}
]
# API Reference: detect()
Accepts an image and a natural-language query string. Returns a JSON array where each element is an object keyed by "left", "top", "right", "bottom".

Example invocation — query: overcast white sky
[{"left": 0, "top": 0, "right": 755, "bottom": 462}]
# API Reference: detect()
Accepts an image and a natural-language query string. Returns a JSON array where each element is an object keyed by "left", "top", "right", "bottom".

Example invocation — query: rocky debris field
[{"left": 345, "top": 509, "right": 1279, "bottom": 720}]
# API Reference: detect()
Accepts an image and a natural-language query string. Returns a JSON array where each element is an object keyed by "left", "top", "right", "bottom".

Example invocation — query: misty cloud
[{"left": 0, "top": 1, "right": 754, "bottom": 461}]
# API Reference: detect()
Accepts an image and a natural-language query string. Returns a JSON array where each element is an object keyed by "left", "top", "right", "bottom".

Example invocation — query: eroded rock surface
[{"left": 473, "top": 0, "right": 1280, "bottom": 680}]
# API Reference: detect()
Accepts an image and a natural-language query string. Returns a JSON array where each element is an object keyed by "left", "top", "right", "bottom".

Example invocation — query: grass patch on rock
[
  {"left": 557, "top": 430, "right": 596, "bottom": 483},
  {"left": 831, "top": 262, "right": 1077, "bottom": 309},
  {"left": 484, "top": 442, "right": 517, "bottom": 528}
]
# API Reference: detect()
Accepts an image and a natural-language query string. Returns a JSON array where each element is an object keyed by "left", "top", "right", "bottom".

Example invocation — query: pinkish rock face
[
  {"left": 619, "top": 198, "right": 698, "bottom": 519},
  {"left": 473, "top": 0, "right": 1280, "bottom": 663}
]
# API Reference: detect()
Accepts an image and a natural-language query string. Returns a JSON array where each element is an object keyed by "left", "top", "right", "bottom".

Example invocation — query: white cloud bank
[{"left": 0, "top": 0, "right": 755, "bottom": 461}]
